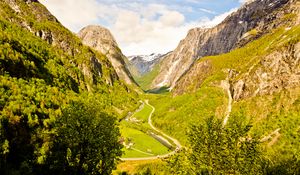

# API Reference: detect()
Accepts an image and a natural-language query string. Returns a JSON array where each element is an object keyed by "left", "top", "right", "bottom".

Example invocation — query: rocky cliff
[
  {"left": 152, "top": 0, "right": 293, "bottom": 90},
  {"left": 128, "top": 53, "right": 166, "bottom": 77},
  {"left": 230, "top": 41, "right": 300, "bottom": 101},
  {"left": 78, "top": 25, "right": 136, "bottom": 86},
  {"left": 173, "top": 0, "right": 300, "bottom": 97},
  {"left": 0, "top": 0, "right": 120, "bottom": 91}
]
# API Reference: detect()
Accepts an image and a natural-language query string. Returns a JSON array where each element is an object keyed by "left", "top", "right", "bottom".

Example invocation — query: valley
[
  {"left": 0, "top": 0, "right": 299, "bottom": 174},
  {"left": 120, "top": 100, "right": 181, "bottom": 160}
]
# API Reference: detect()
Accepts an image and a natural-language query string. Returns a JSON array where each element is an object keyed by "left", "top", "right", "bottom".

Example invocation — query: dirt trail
[{"left": 146, "top": 100, "right": 182, "bottom": 149}]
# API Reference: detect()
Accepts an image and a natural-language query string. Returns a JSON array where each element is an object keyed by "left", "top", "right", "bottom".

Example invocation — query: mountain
[
  {"left": 151, "top": 0, "right": 293, "bottom": 90},
  {"left": 0, "top": 0, "right": 139, "bottom": 173},
  {"left": 128, "top": 53, "right": 166, "bottom": 76},
  {"left": 129, "top": 53, "right": 164, "bottom": 62},
  {"left": 143, "top": 0, "right": 299, "bottom": 173},
  {"left": 173, "top": 0, "right": 300, "bottom": 96},
  {"left": 0, "top": 0, "right": 125, "bottom": 91},
  {"left": 78, "top": 25, "right": 136, "bottom": 86},
  {"left": 127, "top": 53, "right": 169, "bottom": 90}
]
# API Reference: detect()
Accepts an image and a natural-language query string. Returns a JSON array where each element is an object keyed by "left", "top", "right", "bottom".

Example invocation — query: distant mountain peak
[{"left": 128, "top": 53, "right": 163, "bottom": 62}]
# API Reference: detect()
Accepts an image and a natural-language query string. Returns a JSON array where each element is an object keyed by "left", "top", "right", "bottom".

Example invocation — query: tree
[
  {"left": 169, "top": 116, "right": 263, "bottom": 175},
  {"left": 47, "top": 100, "right": 123, "bottom": 175}
]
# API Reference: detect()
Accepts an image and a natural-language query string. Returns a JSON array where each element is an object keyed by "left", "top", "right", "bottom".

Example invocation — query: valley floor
[{"left": 119, "top": 100, "right": 181, "bottom": 160}]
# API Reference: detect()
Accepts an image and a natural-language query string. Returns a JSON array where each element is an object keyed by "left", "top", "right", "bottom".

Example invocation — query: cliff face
[
  {"left": 152, "top": 0, "right": 292, "bottom": 89},
  {"left": 78, "top": 25, "right": 136, "bottom": 85},
  {"left": 128, "top": 53, "right": 166, "bottom": 77},
  {"left": 0, "top": 0, "right": 120, "bottom": 91},
  {"left": 230, "top": 42, "right": 300, "bottom": 101},
  {"left": 173, "top": 0, "right": 299, "bottom": 96}
]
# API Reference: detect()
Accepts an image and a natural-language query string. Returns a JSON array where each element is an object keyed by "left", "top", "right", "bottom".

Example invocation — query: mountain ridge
[
  {"left": 151, "top": 0, "right": 293, "bottom": 90},
  {"left": 173, "top": 0, "right": 300, "bottom": 96},
  {"left": 1, "top": 0, "right": 122, "bottom": 91}
]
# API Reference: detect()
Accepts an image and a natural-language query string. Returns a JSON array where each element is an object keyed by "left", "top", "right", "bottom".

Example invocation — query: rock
[
  {"left": 173, "top": 0, "right": 299, "bottom": 97},
  {"left": 1, "top": 0, "right": 121, "bottom": 90},
  {"left": 231, "top": 42, "right": 300, "bottom": 100},
  {"left": 128, "top": 53, "right": 167, "bottom": 77},
  {"left": 232, "top": 80, "right": 245, "bottom": 101},
  {"left": 152, "top": 0, "right": 293, "bottom": 89},
  {"left": 78, "top": 25, "right": 136, "bottom": 85},
  {"left": 173, "top": 60, "right": 212, "bottom": 95}
]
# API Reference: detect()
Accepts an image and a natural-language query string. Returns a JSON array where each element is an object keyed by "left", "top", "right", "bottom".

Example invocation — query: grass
[
  {"left": 148, "top": 86, "right": 227, "bottom": 144},
  {"left": 231, "top": 87, "right": 300, "bottom": 160},
  {"left": 135, "top": 63, "right": 161, "bottom": 91},
  {"left": 120, "top": 124, "right": 170, "bottom": 158},
  {"left": 113, "top": 159, "right": 167, "bottom": 175},
  {"left": 119, "top": 102, "right": 171, "bottom": 158},
  {"left": 131, "top": 103, "right": 153, "bottom": 122},
  {"left": 147, "top": 25, "right": 300, "bottom": 145}
]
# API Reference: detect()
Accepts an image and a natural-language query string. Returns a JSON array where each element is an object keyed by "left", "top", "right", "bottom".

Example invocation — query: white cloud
[
  {"left": 239, "top": 0, "right": 254, "bottom": 4},
  {"left": 41, "top": 0, "right": 237, "bottom": 56},
  {"left": 41, "top": 0, "right": 101, "bottom": 31},
  {"left": 198, "top": 8, "right": 217, "bottom": 14},
  {"left": 186, "top": 0, "right": 201, "bottom": 3},
  {"left": 198, "top": 8, "right": 238, "bottom": 28}
]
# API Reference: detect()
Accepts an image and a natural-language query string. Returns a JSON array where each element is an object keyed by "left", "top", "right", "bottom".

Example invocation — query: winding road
[{"left": 120, "top": 100, "right": 182, "bottom": 161}]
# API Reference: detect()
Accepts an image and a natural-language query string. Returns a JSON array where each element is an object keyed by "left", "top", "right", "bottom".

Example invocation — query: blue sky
[{"left": 41, "top": 0, "right": 245, "bottom": 55}]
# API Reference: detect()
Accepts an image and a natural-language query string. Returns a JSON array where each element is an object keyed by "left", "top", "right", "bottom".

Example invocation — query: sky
[{"left": 40, "top": 0, "right": 247, "bottom": 56}]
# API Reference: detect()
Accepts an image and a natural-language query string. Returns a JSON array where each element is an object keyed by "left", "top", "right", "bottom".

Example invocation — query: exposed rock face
[
  {"left": 173, "top": 0, "right": 299, "bottom": 97},
  {"left": 128, "top": 53, "right": 166, "bottom": 77},
  {"left": 152, "top": 0, "right": 292, "bottom": 89},
  {"left": 231, "top": 42, "right": 300, "bottom": 100},
  {"left": 78, "top": 25, "right": 136, "bottom": 85},
  {"left": 173, "top": 60, "right": 212, "bottom": 95}
]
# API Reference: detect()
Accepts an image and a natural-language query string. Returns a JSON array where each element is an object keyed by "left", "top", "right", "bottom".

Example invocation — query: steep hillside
[
  {"left": 128, "top": 53, "right": 165, "bottom": 77},
  {"left": 174, "top": 0, "right": 300, "bottom": 96},
  {"left": 78, "top": 25, "right": 137, "bottom": 86},
  {"left": 128, "top": 53, "right": 168, "bottom": 90},
  {"left": 0, "top": 0, "right": 124, "bottom": 91},
  {"left": 0, "top": 0, "right": 139, "bottom": 173},
  {"left": 152, "top": 0, "right": 294, "bottom": 90},
  {"left": 149, "top": 5, "right": 299, "bottom": 172},
  {"left": 0, "top": 0, "right": 139, "bottom": 111},
  {"left": 152, "top": 16, "right": 299, "bottom": 142}
]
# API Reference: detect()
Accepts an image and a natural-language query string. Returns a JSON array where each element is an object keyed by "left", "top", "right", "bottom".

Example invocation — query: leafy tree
[
  {"left": 46, "top": 100, "right": 123, "bottom": 175},
  {"left": 169, "top": 116, "right": 263, "bottom": 175}
]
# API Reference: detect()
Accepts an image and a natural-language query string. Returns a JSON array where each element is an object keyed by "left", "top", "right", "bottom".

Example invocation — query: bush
[{"left": 46, "top": 100, "right": 123, "bottom": 175}]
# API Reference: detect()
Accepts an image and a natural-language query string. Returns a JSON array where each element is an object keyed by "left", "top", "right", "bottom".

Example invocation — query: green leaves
[
  {"left": 48, "top": 100, "right": 123, "bottom": 175},
  {"left": 169, "top": 116, "right": 263, "bottom": 175}
]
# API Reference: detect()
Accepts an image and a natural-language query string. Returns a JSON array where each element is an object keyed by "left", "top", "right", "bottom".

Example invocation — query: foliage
[
  {"left": 149, "top": 86, "right": 227, "bottom": 144},
  {"left": 46, "top": 100, "right": 123, "bottom": 175},
  {"left": 0, "top": 1, "right": 139, "bottom": 174},
  {"left": 148, "top": 25, "right": 300, "bottom": 172},
  {"left": 114, "top": 159, "right": 169, "bottom": 175},
  {"left": 168, "top": 116, "right": 263, "bottom": 175}
]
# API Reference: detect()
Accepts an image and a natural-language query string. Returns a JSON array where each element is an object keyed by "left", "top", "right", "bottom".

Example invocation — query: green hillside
[
  {"left": 0, "top": 0, "right": 139, "bottom": 174},
  {"left": 1, "top": 0, "right": 300, "bottom": 174},
  {"left": 143, "top": 25, "right": 300, "bottom": 173},
  {"left": 134, "top": 63, "right": 161, "bottom": 91}
]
